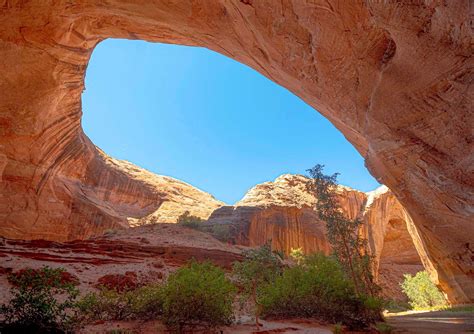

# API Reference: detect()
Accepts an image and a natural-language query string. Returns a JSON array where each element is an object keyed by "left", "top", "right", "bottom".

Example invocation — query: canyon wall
[
  {"left": 208, "top": 174, "right": 424, "bottom": 299},
  {"left": 0, "top": 148, "right": 223, "bottom": 240},
  {"left": 0, "top": 1, "right": 472, "bottom": 302},
  {"left": 208, "top": 175, "right": 365, "bottom": 255}
]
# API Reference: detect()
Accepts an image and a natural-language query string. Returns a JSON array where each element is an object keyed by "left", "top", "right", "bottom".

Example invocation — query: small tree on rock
[
  {"left": 306, "top": 164, "right": 379, "bottom": 297},
  {"left": 232, "top": 243, "right": 282, "bottom": 329},
  {"left": 176, "top": 211, "right": 204, "bottom": 229}
]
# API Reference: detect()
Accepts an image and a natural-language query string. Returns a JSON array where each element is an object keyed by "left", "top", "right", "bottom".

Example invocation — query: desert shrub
[
  {"left": 131, "top": 283, "right": 164, "bottom": 319},
  {"left": 259, "top": 253, "right": 382, "bottom": 329},
  {"left": 210, "top": 224, "right": 233, "bottom": 243},
  {"left": 76, "top": 283, "right": 163, "bottom": 321},
  {"left": 0, "top": 266, "right": 79, "bottom": 333},
  {"left": 161, "top": 261, "right": 235, "bottom": 332},
  {"left": 232, "top": 243, "right": 283, "bottom": 328},
  {"left": 375, "top": 322, "right": 394, "bottom": 333},
  {"left": 176, "top": 211, "right": 204, "bottom": 229},
  {"left": 383, "top": 299, "right": 410, "bottom": 313},
  {"left": 290, "top": 247, "right": 305, "bottom": 264},
  {"left": 400, "top": 271, "right": 447, "bottom": 310}
]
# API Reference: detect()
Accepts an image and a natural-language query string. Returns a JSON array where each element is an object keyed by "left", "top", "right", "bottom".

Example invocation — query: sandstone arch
[{"left": 0, "top": 1, "right": 472, "bottom": 303}]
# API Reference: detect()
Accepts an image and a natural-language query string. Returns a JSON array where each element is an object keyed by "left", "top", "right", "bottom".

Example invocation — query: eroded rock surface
[
  {"left": 0, "top": 224, "right": 243, "bottom": 303},
  {"left": 208, "top": 175, "right": 365, "bottom": 254},
  {"left": 208, "top": 175, "right": 424, "bottom": 300},
  {"left": 0, "top": 1, "right": 472, "bottom": 302},
  {"left": 0, "top": 148, "right": 223, "bottom": 240}
]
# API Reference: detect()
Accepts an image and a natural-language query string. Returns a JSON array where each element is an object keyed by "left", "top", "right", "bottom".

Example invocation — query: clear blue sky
[{"left": 82, "top": 39, "right": 379, "bottom": 204}]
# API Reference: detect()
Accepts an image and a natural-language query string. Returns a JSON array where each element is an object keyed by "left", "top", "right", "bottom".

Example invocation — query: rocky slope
[
  {"left": 0, "top": 1, "right": 472, "bottom": 302},
  {"left": 208, "top": 174, "right": 424, "bottom": 300},
  {"left": 0, "top": 224, "right": 243, "bottom": 303}
]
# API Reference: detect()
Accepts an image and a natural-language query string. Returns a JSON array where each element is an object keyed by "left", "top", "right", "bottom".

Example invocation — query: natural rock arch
[{"left": 0, "top": 1, "right": 472, "bottom": 303}]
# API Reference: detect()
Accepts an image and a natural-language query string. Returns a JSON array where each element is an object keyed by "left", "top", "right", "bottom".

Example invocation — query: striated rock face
[
  {"left": 209, "top": 175, "right": 424, "bottom": 300},
  {"left": 208, "top": 175, "right": 366, "bottom": 255},
  {"left": 0, "top": 147, "right": 223, "bottom": 241},
  {"left": 0, "top": 1, "right": 472, "bottom": 302},
  {"left": 362, "top": 186, "right": 425, "bottom": 300}
]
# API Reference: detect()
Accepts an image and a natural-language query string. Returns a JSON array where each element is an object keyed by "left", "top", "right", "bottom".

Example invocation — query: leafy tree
[
  {"left": 401, "top": 271, "right": 447, "bottom": 309},
  {"left": 306, "top": 164, "right": 379, "bottom": 297},
  {"left": 232, "top": 243, "right": 282, "bottom": 329},
  {"left": 176, "top": 211, "right": 204, "bottom": 229},
  {"left": 0, "top": 267, "right": 79, "bottom": 333},
  {"left": 161, "top": 261, "right": 235, "bottom": 332}
]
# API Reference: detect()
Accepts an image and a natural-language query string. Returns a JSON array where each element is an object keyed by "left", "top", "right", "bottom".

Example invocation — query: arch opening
[
  {"left": 82, "top": 38, "right": 380, "bottom": 205},
  {"left": 378, "top": 218, "right": 425, "bottom": 301}
]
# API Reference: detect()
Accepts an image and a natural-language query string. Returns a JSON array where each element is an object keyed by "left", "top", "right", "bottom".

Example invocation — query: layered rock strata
[
  {"left": 0, "top": 149, "right": 223, "bottom": 240},
  {"left": 208, "top": 175, "right": 425, "bottom": 300},
  {"left": 0, "top": 224, "right": 243, "bottom": 302},
  {"left": 1, "top": 1, "right": 472, "bottom": 302}
]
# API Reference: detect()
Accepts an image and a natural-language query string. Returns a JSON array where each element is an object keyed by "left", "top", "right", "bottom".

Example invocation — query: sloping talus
[{"left": 0, "top": 1, "right": 472, "bottom": 303}]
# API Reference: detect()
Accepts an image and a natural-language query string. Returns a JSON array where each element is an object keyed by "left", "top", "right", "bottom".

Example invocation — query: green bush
[
  {"left": 76, "top": 283, "right": 163, "bottom": 321},
  {"left": 375, "top": 322, "right": 394, "bottom": 333},
  {"left": 400, "top": 271, "right": 447, "bottom": 310},
  {"left": 259, "top": 253, "right": 382, "bottom": 329},
  {"left": 383, "top": 299, "right": 411, "bottom": 313},
  {"left": 0, "top": 266, "right": 79, "bottom": 333},
  {"left": 161, "top": 261, "right": 235, "bottom": 332},
  {"left": 210, "top": 224, "right": 233, "bottom": 243},
  {"left": 232, "top": 244, "right": 283, "bottom": 328},
  {"left": 176, "top": 211, "right": 204, "bottom": 229}
]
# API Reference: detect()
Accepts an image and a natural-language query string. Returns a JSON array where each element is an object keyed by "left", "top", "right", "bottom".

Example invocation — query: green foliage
[
  {"left": 259, "top": 253, "right": 383, "bottom": 329},
  {"left": 306, "top": 164, "right": 379, "bottom": 296},
  {"left": 233, "top": 244, "right": 282, "bottom": 294},
  {"left": 0, "top": 266, "right": 79, "bottom": 333},
  {"left": 332, "top": 323, "right": 343, "bottom": 334},
  {"left": 76, "top": 283, "right": 163, "bottom": 321},
  {"left": 447, "top": 305, "right": 474, "bottom": 313},
  {"left": 290, "top": 247, "right": 305, "bottom": 264},
  {"left": 176, "top": 211, "right": 204, "bottom": 229},
  {"left": 77, "top": 262, "right": 235, "bottom": 331},
  {"left": 375, "top": 322, "right": 393, "bottom": 333},
  {"left": 210, "top": 224, "right": 233, "bottom": 243},
  {"left": 161, "top": 261, "right": 236, "bottom": 331},
  {"left": 383, "top": 299, "right": 410, "bottom": 313},
  {"left": 400, "top": 271, "right": 447, "bottom": 310},
  {"left": 232, "top": 244, "right": 283, "bottom": 328}
]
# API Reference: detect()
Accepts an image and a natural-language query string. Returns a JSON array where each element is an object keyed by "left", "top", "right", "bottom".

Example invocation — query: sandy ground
[
  {"left": 79, "top": 318, "right": 332, "bottom": 334},
  {"left": 386, "top": 310, "right": 474, "bottom": 333}
]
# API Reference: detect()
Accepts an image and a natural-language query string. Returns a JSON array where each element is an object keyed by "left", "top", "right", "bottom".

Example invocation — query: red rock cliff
[
  {"left": 208, "top": 175, "right": 425, "bottom": 300},
  {"left": 208, "top": 175, "right": 365, "bottom": 255},
  {"left": 0, "top": 148, "right": 223, "bottom": 240}
]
